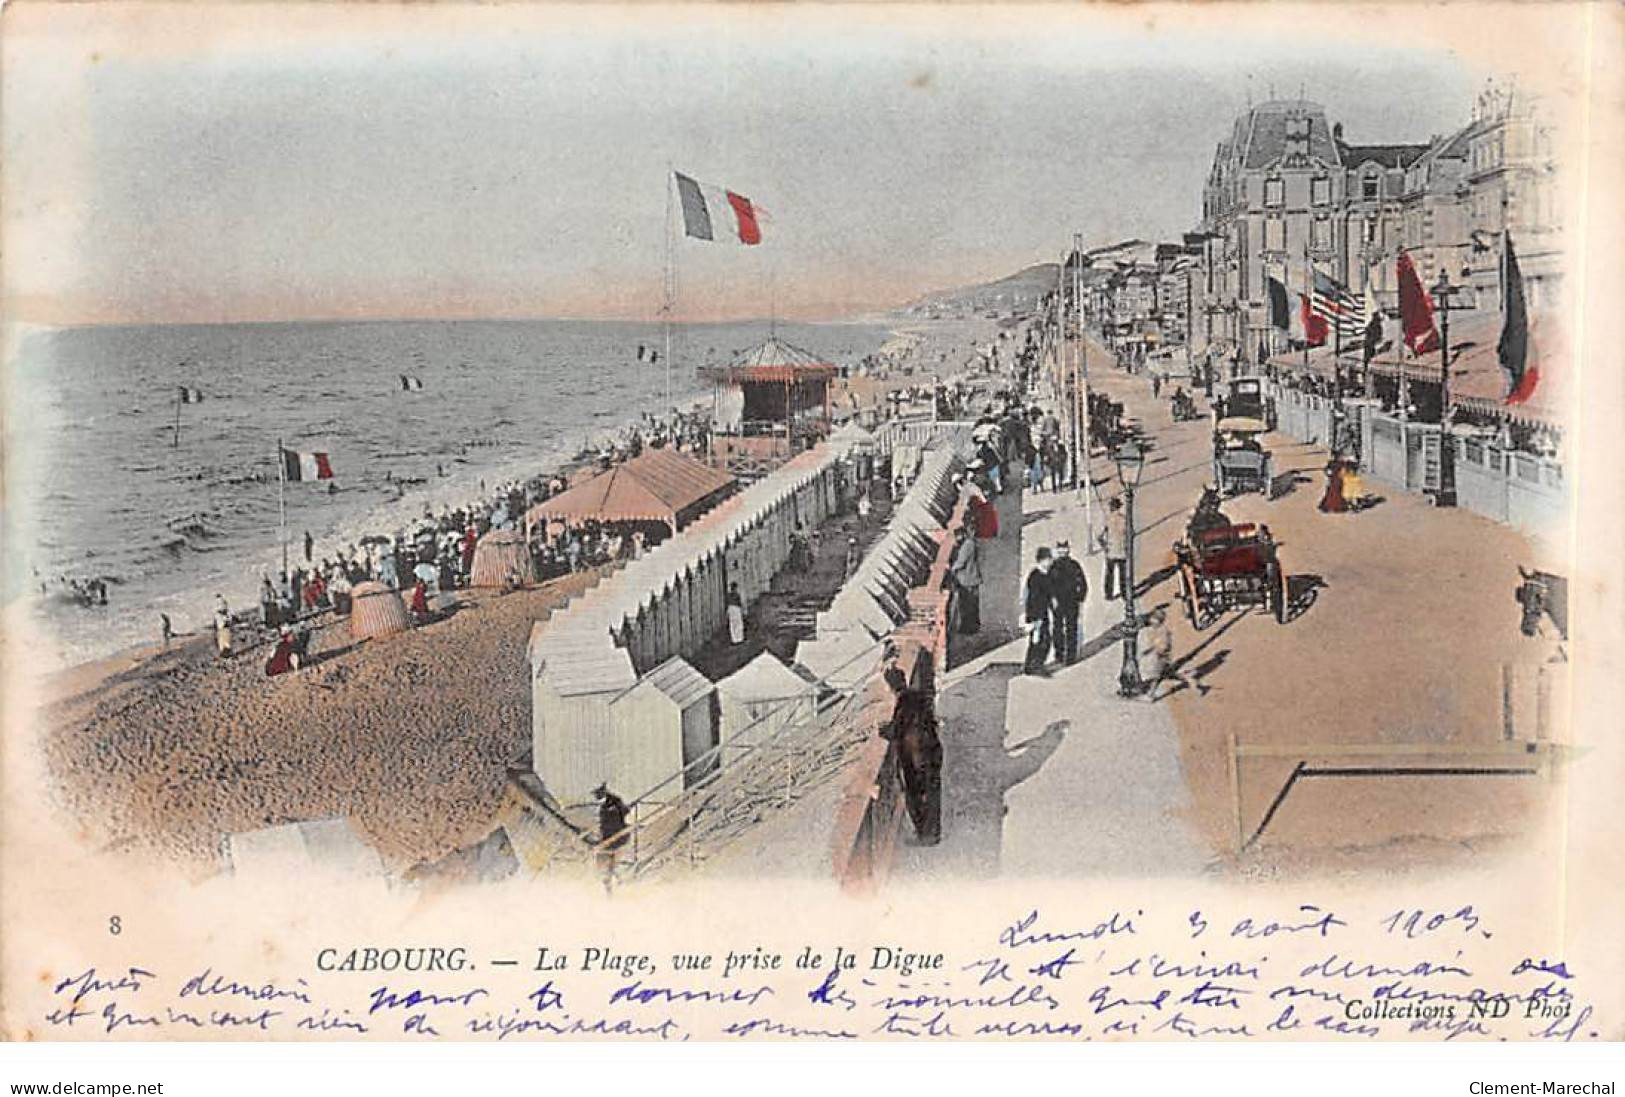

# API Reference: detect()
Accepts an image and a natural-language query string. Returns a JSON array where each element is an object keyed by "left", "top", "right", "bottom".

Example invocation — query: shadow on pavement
[{"left": 930, "top": 660, "right": 1067, "bottom": 877}]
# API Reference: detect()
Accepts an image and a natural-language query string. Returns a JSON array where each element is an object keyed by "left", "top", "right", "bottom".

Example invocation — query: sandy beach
[
  {"left": 23, "top": 313, "right": 1006, "bottom": 877},
  {"left": 35, "top": 569, "right": 603, "bottom": 873}
]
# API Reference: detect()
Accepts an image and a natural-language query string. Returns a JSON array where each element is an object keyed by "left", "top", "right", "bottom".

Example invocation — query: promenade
[{"left": 899, "top": 336, "right": 1560, "bottom": 881}]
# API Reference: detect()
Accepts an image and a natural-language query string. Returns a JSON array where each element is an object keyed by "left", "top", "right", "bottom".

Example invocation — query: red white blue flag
[
  {"left": 281, "top": 448, "right": 334, "bottom": 482},
  {"left": 674, "top": 172, "right": 763, "bottom": 245}
]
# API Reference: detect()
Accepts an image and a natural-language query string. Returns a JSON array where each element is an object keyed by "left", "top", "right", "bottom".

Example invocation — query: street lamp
[
  {"left": 1114, "top": 436, "right": 1149, "bottom": 698},
  {"left": 1431, "top": 267, "right": 1475, "bottom": 508}
]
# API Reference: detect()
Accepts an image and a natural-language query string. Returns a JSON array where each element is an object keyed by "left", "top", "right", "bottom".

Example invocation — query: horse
[{"left": 1515, "top": 567, "right": 1568, "bottom": 641}]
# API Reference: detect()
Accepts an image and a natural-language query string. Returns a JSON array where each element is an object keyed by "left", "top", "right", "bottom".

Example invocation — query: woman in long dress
[
  {"left": 725, "top": 582, "right": 746, "bottom": 645},
  {"left": 213, "top": 595, "right": 232, "bottom": 658}
]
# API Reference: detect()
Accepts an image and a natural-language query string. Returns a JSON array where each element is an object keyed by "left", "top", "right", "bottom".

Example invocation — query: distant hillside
[{"left": 899, "top": 263, "right": 1059, "bottom": 317}]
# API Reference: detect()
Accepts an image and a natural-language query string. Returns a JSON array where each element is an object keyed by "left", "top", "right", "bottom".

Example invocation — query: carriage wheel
[
  {"left": 1271, "top": 563, "right": 1289, "bottom": 623},
  {"left": 1180, "top": 564, "right": 1206, "bottom": 630}
]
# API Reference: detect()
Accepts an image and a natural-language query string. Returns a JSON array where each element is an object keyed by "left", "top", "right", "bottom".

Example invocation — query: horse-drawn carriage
[
  {"left": 1212, "top": 417, "right": 1273, "bottom": 496},
  {"left": 1173, "top": 518, "right": 1288, "bottom": 629}
]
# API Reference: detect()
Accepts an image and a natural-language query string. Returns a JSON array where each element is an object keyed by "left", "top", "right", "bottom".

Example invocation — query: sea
[{"left": 4, "top": 317, "right": 893, "bottom": 668}]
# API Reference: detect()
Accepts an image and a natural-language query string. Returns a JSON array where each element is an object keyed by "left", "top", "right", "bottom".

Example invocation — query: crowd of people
[{"left": 202, "top": 407, "right": 707, "bottom": 666}]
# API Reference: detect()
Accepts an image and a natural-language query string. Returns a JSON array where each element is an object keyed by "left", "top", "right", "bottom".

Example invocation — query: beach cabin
[
  {"left": 609, "top": 656, "right": 719, "bottom": 797},
  {"left": 716, "top": 651, "right": 817, "bottom": 758},
  {"left": 470, "top": 528, "right": 532, "bottom": 588},
  {"left": 529, "top": 625, "right": 639, "bottom": 805},
  {"left": 350, "top": 581, "right": 410, "bottom": 641}
]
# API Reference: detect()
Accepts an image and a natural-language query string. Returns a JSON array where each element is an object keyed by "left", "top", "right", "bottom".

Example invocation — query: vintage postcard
[{"left": 2, "top": 0, "right": 1622, "bottom": 1064}]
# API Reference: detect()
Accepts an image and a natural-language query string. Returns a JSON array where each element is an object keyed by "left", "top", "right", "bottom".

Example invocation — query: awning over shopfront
[{"left": 1269, "top": 310, "right": 1568, "bottom": 427}]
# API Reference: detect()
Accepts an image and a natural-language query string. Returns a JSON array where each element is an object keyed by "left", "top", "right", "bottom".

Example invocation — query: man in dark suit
[
  {"left": 1022, "top": 548, "right": 1056, "bottom": 675},
  {"left": 594, "top": 784, "right": 630, "bottom": 892},
  {"left": 1049, "top": 540, "right": 1088, "bottom": 665},
  {"left": 881, "top": 663, "right": 942, "bottom": 845}
]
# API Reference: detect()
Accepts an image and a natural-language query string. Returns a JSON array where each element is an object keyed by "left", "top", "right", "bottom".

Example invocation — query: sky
[{"left": 1, "top": 3, "right": 1579, "bottom": 326}]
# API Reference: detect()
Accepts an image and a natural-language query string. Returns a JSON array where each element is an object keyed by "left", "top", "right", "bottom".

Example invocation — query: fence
[
  {"left": 1268, "top": 381, "right": 1566, "bottom": 535},
  {"left": 1226, "top": 658, "right": 1568, "bottom": 853},
  {"left": 1271, "top": 387, "right": 1336, "bottom": 447},
  {"left": 1455, "top": 437, "right": 1566, "bottom": 536}
]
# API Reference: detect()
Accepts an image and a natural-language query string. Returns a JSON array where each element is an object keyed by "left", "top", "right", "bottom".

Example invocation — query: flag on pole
[
  {"left": 1309, "top": 268, "right": 1361, "bottom": 342},
  {"left": 1267, "top": 275, "right": 1290, "bottom": 331},
  {"left": 674, "top": 172, "right": 763, "bottom": 245},
  {"left": 1396, "top": 251, "right": 1440, "bottom": 355},
  {"left": 399, "top": 375, "right": 424, "bottom": 391},
  {"left": 1300, "top": 294, "right": 1329, "bottom": 347},
  {"left": 178, "top": 386, "right": 204, "bottom": 404},
  {"left": 1499, "top": 233, "right": 1536, "bottom": 404},
  {"left": 281, "top": 448, "right": 334, "bottom": 482}
]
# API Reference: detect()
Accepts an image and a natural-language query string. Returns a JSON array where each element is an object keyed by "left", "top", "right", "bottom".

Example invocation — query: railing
[
  {"left": 828, "top": 497, "right": 967, "bottom": 890},
  {"left": 609, "top": 633, "right": 896, "bottom": 878}
]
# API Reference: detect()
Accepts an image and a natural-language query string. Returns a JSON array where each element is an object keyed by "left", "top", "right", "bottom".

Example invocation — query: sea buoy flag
[
  {"left": 178, "top": 386, "right": 204, "bottom": 404},
  {"left": 674, "top": 172, "right": 763, "bottom": 245},
  {"left": 400, "top": 375, "right": 424, "bottom": 391},
  {"left": 281, "top": 448, "right": 335, "bottom": 482}
]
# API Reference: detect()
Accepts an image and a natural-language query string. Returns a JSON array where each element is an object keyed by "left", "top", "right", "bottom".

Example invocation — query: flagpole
[
  {"left": 664, "top": 168, "right": 675, "bottom": 416},
  {"left": 173, "top": 391, "right": 182, "bottom": 449},
  {"left": 277, "top": 439, "right": 288, "bottom": 579}
]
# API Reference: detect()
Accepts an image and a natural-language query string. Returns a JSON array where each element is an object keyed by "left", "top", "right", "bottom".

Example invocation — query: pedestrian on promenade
[
  {"left": 1021, "top": 548, "right": 1056, "bottom": 675},
  {"left": 1152, "top": 373, "right": 1163, "bottom": 399},
  {"left": 1101, "top": 498, "right": 1128, "bottom": 601},
  {"left": 725, "top": 582, "right": 746, "bottom": 645},
  {"left": 1047, "top": 437, "right": 1068, "bottom": 493},
  {"left": 213, "top": 595, "right": 232, "bottom": 658},
  {"left": 1136, "top": 606, "right": 1193, "bottom": 701},
  {"left": 1049, "top": 540, "right": 1087, "bottom": 666},
  {"left": 594, "top": 783, "right": 630, "bottom": 893},
  {"left": 881, "top": 663, "right": 942, "bottom": 846},
  {"left": 948, "top": 523, "right": 982, "bottom": 635},
  {"left": 303, "top": 529, "right": 314, "bottom": 563}
]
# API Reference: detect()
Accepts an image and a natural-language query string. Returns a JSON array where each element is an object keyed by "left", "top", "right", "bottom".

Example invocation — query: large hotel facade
[{"left": 1094, "top": 84, "right": 1561, "bottom": 372}]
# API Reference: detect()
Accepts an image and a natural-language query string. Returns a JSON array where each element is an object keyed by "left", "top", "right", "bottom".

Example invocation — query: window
[
  {"left": 1264, "top": 217, "right": 1285, "bottom": 252},
  {"left": 1311, "top": 176, "right": 1331, "bottom": 205},
  {"left": 1264, "top": 177, "right": 1285, "bottom": 208},
  {"left": 1361, "top": 173, "right": 1379, "bottom": 200},
  {"left": 1311, "top": 216, "right": 1331, "bottom": 250},
  {"left": 1362, "top": 217, "right": 1377, "bottom": 244}
]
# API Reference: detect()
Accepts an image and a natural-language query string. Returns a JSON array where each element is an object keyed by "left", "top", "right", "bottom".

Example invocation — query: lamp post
[
  {"left": 1114, "top": 436, "right": 1148, "bottom": 698},
  {"left": 1431, "top": 267, "right": 1474, "bottom": 508}
]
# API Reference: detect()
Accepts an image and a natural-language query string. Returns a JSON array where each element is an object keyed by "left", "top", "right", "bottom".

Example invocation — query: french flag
[
  {"left": 282, "top": 448, "right": 334, "bottom": 482},
  {"left": 674, "top": 172, "right": 762, "bottom": 245}
]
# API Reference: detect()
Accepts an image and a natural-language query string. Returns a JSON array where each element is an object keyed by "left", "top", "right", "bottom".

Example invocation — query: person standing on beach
[
  {"left": 160, "top": 613, "right": 173, "bottom": 650},
  {"left": 303, "top": 529, "right": 313, "bottom": 563},
  {"left": 213, "top": 595, "right": 232, "bottom": 658},
  {"left": 260, "top": 576, "right": 277, "bottom": 629},
  {"left": 725, "top": 583, "right": 746, "bottom": 645}
]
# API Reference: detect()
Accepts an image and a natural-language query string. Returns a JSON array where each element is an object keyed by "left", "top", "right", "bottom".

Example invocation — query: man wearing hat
[
  {"left": 1021, "top": 548, "right": 1057, "bottom": 675},
  {"left": 594, "top": 784, "right": 630, "bottom": 892},
  {"left": 1049, "top": 539, "right": 1088, "bottom": 666}
]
